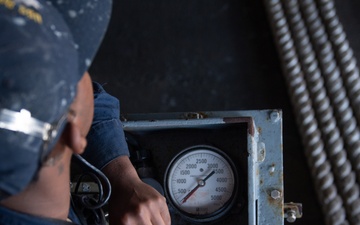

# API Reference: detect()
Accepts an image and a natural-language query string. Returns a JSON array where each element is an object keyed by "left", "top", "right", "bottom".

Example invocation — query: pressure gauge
[{"left": 164, "top": 145, "right": 238, "bottom": 223}]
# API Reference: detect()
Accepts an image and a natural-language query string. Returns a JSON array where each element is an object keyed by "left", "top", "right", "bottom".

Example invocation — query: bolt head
[
  {"left": 270, "top": 111, "right": 280, "bottom": 123},
  {"left": 286, "top": 210, "right": 297, "bottom": 223},
  {"left": 271, "top": 190, "right": 281, "bottom": 199}
]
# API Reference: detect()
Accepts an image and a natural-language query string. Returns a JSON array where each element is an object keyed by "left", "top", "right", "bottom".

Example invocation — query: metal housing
[{"left": 122, "top": 109, "right": 284, "bottom": 225}]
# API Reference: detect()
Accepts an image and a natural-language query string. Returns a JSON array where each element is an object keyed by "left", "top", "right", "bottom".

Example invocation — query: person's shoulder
[{"left": 92, "top": 82, "right": 107, "bottom": 94}]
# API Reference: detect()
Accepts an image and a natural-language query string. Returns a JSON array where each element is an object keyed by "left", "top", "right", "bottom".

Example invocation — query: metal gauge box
[{"left": 121, "top": 109, "right": 284, "bottom": 225}]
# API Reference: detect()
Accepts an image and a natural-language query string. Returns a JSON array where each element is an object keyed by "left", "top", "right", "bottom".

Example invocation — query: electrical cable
[
  {"left": 299, "top": 0, "right": 360, "bottom": 186},
  {"left": 74, "top": 172, "right": 104, "bottom": 210},
  {"left": 72, "top": 154, "right": 111, "bottom": 209},
  {"left": 264, "top": 0, "right": 348, "bottom": 224},
  {"left": 317, "top": 0, "right": 360, "bottom": 127},
  {"left": 70, "top": 154, "right": 111, "bottom": 225},
  {"left": 282, "top": 0, "right": 360, "bottom": 224},
  {"left": 265, "top": 0, "right": 360, "bottom": 224}
]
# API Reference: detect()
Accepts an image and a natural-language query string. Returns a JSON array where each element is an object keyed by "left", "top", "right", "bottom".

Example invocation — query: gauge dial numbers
[{"left": 164, "top": 145, "right": 239, "bottom": 223}]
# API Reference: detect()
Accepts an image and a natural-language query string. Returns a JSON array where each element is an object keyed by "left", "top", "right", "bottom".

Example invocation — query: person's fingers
[
  {"left": 158, "top": 196, "right": 171, "bottom": 225},
  {"left": 160, "top": 206, "right": 171, "bottom": 225},
  {"left": 150, "top": 196, "right": 171, "bottom": 225},
  {"left": 151, "top": 215, "right": 166, "bottom": 225},
  {"left": 120, "top": 210, "right": 150, "bottom": 225}
]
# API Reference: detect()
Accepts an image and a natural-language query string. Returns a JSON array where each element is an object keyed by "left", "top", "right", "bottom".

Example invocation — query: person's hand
[
  {"left": 103, "top": 156, "right": 171, "bottom": 225},
  {"left": 108, "top": 178, "right": 170, "bottom": 225},
  {"left": 82, "top": 83, "right": 170, "bottom": 224}
]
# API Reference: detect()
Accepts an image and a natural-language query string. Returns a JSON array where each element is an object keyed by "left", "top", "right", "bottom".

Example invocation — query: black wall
[{"left": 89, "top": 1, "right": 360, "bottom": 224}]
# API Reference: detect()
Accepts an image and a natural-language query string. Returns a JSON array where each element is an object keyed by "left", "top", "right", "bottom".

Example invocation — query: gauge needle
[{"left": 181, "top": 170, "right": 215, "bottom": 204}]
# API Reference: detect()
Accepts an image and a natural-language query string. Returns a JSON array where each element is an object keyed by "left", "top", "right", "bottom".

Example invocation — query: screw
[
  {"left": 271, "top": 189, "right": 281, "bottom": 199},
  {"left": 286, "top": 210, "right": 297, "bottom": 223},
  {"left": 270, "top": 111, "right": 280, "bottom": 123}
]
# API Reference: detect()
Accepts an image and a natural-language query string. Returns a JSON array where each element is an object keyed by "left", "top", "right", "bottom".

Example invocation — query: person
[
  {"left": 0, "top": 0, "right": 170, "bottom": 225},
  {"left": 81, "top": 81, "right": 171, "bottom": 225}
]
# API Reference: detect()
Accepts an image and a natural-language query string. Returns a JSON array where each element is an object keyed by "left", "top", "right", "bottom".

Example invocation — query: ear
[{"left": 61, "top": 121, "right": 87, "bottom": 155}]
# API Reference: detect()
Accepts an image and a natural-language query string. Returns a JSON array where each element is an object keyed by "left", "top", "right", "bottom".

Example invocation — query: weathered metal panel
[{"left": 122, "top": 109, "right": 284, "bottom": 225}]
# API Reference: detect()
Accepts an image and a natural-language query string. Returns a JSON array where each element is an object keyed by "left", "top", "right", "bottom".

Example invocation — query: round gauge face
[{"left": 164, "top": 145, "right": 238, "bottom": 222}]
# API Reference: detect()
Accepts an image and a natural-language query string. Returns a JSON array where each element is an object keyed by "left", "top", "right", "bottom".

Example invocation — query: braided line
[
  {"left": 264, "top": 1, "right": 347, "bottom": 224},
  {"left": 299, "top": 0, "right": 360, "bottom": 191},
  {"left": 317, "top": 0, "right": 360, "bottom": 127},
  {"left": 283, "top": 1, "right": 360, "bottom": 224}
]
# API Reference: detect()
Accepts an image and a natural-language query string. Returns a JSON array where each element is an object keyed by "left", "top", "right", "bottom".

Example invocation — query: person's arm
[
  {"left": 83, "top": 82, "right": 170, "bottom": 225},
  {"left": 102, "top": 156, "right": 170, "bottom": 225},
  {"left": 81, "top": 82, "right": 129, "bottom": 168}
]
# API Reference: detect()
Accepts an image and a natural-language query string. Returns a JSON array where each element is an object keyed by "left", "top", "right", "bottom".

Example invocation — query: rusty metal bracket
[{"left": 284, "top": 202, "right": 303, "bottom": 223}]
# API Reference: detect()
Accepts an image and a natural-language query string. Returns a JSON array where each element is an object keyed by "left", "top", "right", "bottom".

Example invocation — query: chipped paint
[
  {"left": 122, "top": 110, "right": 285, "bottom": 224},
  {"left": 68, "top": 10, "right": 77, "bottom": 18},
  {"left": 12, "top": 17, "right": 26, "bottom": 26},
  {"left": 266, "top": 188, "right": 284, "bottom": 217}
]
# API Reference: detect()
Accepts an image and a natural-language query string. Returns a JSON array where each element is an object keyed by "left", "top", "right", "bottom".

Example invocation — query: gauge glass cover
[{"left": 166, "top": 146, "right": 237, "bottom": 219}]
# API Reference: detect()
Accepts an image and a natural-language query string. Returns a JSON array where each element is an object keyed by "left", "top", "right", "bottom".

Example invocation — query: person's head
[{"left": 0, "top": 0, "right": 112, "bottom": 200}]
